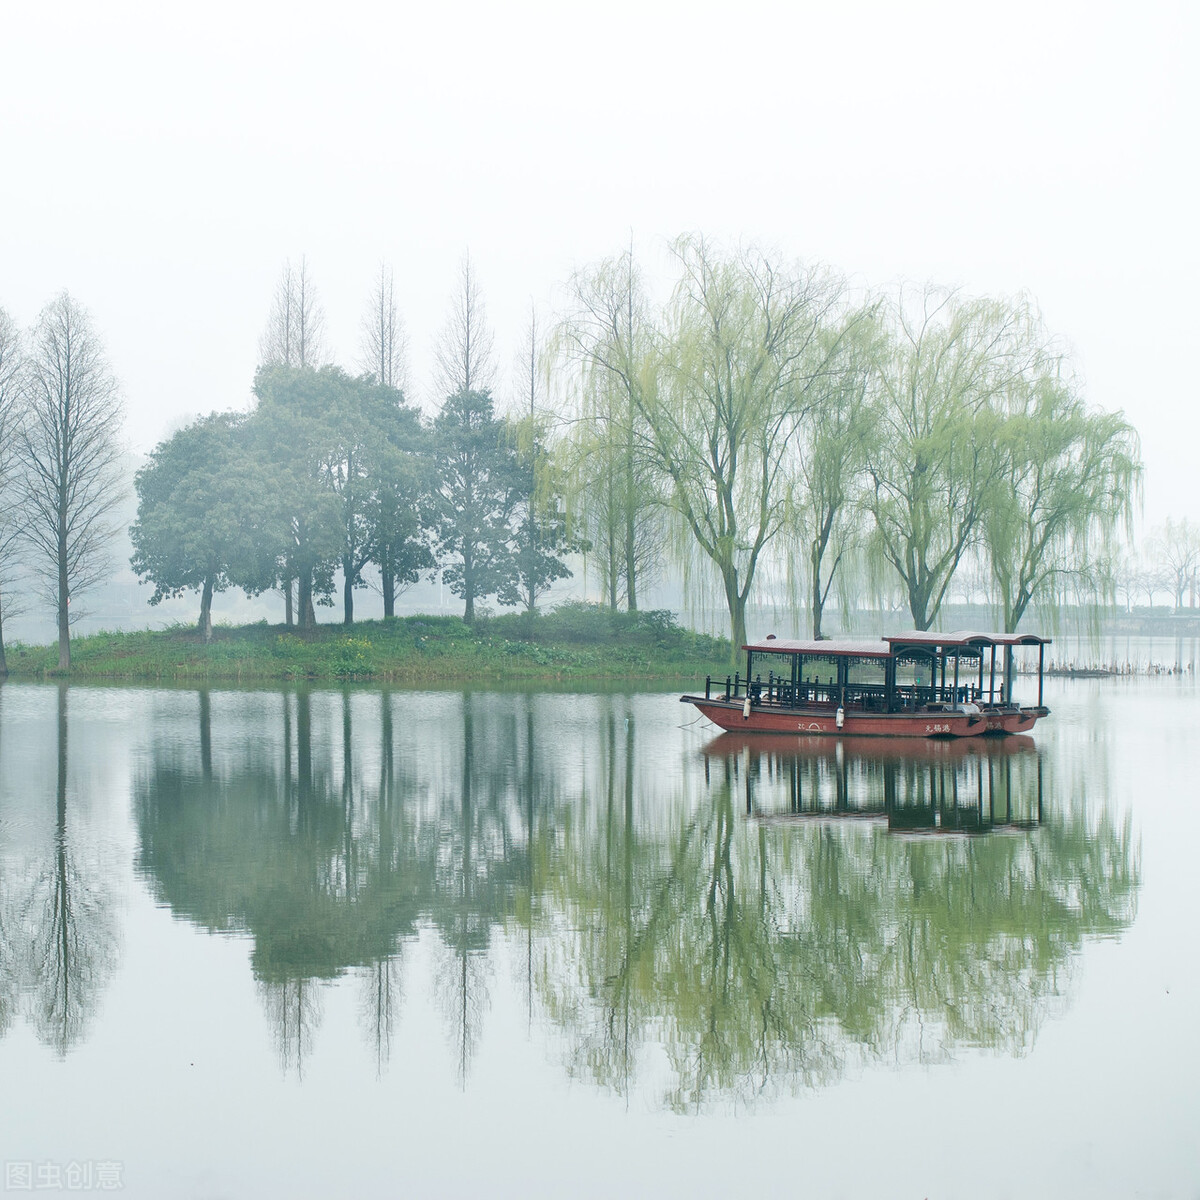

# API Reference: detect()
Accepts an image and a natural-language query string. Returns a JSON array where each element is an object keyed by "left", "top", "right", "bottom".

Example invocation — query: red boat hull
[{"left": 682, "top": 696, "right": 1046, "bottom": 738}]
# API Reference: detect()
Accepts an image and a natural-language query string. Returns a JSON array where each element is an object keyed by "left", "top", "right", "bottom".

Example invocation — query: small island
[{"left": 1, "top": 605, "right": 731, "bottom": 685}]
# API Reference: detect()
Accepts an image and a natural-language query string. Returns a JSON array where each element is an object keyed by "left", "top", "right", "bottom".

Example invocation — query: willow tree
[
  {"left": 556, "top": 248, "right": 664, "bottom": 611},
  {"left": 984, "top": 372, "right": 1140, "bottom": 636},
  {"left": 787, "top": 305, "right": 882, "bottom": 639},
  {"left": 866, "top": 288, "right": 1042, "bottom": 631},
  {"left": 644, "top": 236, "right": 845, "bottom": 653}
]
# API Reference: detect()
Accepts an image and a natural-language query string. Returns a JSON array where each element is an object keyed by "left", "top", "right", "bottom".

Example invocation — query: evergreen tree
[
  {"left": 433, "top": 389, "right": 519, "bottom": 622},
  {"left": 131, "top": 412, "right": 280, "bottom": 640}
]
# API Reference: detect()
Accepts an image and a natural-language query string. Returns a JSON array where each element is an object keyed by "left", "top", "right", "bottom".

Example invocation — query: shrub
[{"left": 335, "top": 637, "right": 374, "bottom": 678}]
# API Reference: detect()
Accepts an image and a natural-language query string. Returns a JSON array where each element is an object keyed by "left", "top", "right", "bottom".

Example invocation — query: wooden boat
[{"left": 681, "top": 631, "right": 1050, "bottom": 738}]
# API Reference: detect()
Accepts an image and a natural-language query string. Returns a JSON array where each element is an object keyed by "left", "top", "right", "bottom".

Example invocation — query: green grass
[{"left": 2, "top": 602, "right": 733, "bottom": 685}]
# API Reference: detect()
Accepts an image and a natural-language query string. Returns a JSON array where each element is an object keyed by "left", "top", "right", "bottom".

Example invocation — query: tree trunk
[
  {"left": 343, "top": 557, "right": 354, "bottom": 625},
  {"left": 623, "top": 422, "right": 637, "bottom": 613},
  {"left": 625, "top": 513, "right": 638, "bottom": 612},
  {"left": 462, "top": 551, "right": 475, "bottom": 623},
  {"left": 57, "top": 535, "right": 70, "bottom": 671},
  {"left": 382, "top": 553, "right": 396, "bottom": 619},
  {"left": 284, "top": 579, "right": 294, "bottom": 627},
  {"left": 811, "top": 540, "right": 824, "bottom": 640},
  {"left": 722, "top": 568, "right": 746, "bottom": 664},
  {"left": 0, "top": 581, "right": 8, "bottom": 678},
  {"left": 298, "top": 571, "right": 313, "bottom": 630},
  {"left": 909, "top": 580, "right": 933, "bottom": 631},
  {"left": 607, "top": 531, "right": 618, "bottom": 610},
  {"left": 198, "top": 575, "right": 214, "bottom": 643}
]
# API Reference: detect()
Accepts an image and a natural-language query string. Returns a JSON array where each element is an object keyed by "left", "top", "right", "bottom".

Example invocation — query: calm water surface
[{"left": 0, "top": 673, "right": 1195, "bottom": 1198}]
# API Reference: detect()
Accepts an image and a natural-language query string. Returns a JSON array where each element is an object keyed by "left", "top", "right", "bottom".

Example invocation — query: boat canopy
[
  {"left": 886, "top": 631, "right": 1051, "bottom": 652},
  {"left": 744, "top": 632, "right": 1049, "bottom": 659},
  {"left": 742, "top": 637, "right": 891, "bottom": 658}
]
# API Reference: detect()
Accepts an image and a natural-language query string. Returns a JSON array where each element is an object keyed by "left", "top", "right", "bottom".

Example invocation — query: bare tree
[
  {"left": 359, "top": 262, "right": 408, "bottom": 391},
  {"left": 434, "top": 252, "right": 495, "bottom": 398},
  {"left": 260, "top": 256, "right": 327, "bottom": 369},
  {"left": 17, "top": 293, "right": 125, "bottom": 670},
  {"left": 516, "top": 300, "right": 540, "bottom": 424},
  {"left": 0, "top": 307, "right": 23, "bottom": 676},
  {"left": 1150, "top": 517, "right": 1200, "bottom": 611}
]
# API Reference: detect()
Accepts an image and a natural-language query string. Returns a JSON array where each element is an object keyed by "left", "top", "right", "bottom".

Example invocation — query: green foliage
[
  {"left": 134, "top": 365, "right": 440, "bottom": 637},
  {"left": 651, "top": 236, "right": 846, "bottom": 654},
  {"left": 334, "top": 637, "right": 374, "bottom": 678},
  {"left": 130, "top": 412, "right": 280, "bottom": 631},
  {"left": 432, "top": 389, "right": 521, "bottom": 622},
  {"left": 983, "top": 373, "right": 1140, "bottom": 631},
  {"left": 556, "top": 249, "right": 665, "bottom": 611},
  {"left": 866, "top": 289, "right": 1045, "bottom": 629},
  {"left": 251, "top": 365, "right": 348, "bottom": 622},
  {"left": 786, "top": 304, "right": 883, "bottom": 637},
  {"left": 499, "top": 412, "right": 583, "bottom": 615},
  {"left": 561, "top": 237, "right": 854, "bottom": 657},
  {"left": 89, "top": 236, "right": 1157, "bottom": 658},
  {"left": 365, "top": 392, "right": 436, "bottom": 616}
]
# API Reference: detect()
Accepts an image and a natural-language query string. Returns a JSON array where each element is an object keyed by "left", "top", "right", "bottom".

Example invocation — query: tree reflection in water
[
  {"left": 7, "top": 685, "right": 120, "bottom": 1055},
  {"left": 0, "top": 682, "right": 16, "bottom": 1041},
  {"left": 547, "top": 731, "right": 1137, "bottom": 1108},
  {"left": 128, "top": 690, "right": 1138, "bottom": 1104}
]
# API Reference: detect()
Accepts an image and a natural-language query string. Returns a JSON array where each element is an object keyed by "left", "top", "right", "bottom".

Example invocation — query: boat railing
[
  {"left": 701, "top": 673, "right": 999, "bottom": 711},
  {"left": 703, "top": 674, "right": 848, "bottom": 706}
]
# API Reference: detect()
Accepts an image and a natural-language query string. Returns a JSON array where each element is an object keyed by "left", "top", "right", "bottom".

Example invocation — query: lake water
[{"left": 0, "top": 673, "right": 1196, "bottom": 1198}]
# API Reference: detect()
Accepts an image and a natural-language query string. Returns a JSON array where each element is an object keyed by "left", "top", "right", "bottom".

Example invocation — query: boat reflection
[{"left": 702, "top": 732, "right": 1043, "bottom": 834}]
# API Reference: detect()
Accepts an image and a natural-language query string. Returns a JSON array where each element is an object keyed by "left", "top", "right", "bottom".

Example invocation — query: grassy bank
[{"left": 2, "top": 604, "right": 733, "bottom": 685}]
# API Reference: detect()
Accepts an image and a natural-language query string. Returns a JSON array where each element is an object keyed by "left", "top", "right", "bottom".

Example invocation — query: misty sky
[{"left": 1, "top": 0, "right": 1194, "bottom": 527}]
